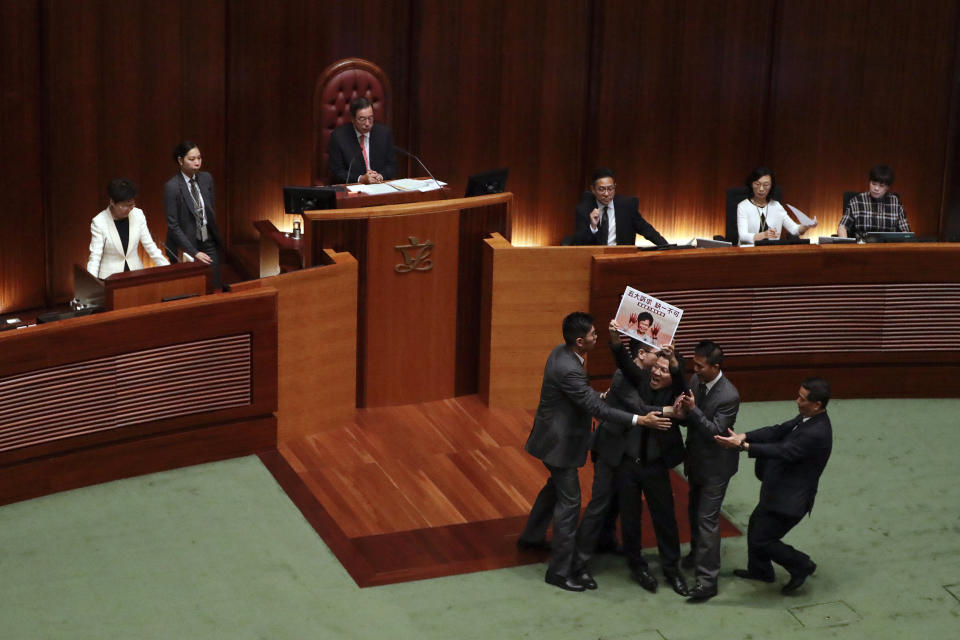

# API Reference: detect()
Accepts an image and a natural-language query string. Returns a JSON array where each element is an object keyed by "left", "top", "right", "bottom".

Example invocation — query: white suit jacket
[{"left": 86, "top": 207, "right": 169, "bottom": 278}]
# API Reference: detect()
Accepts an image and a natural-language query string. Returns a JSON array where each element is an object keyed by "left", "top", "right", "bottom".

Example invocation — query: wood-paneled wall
[{"left": 3, "top": 0, "right": 958, "bottom": 313}]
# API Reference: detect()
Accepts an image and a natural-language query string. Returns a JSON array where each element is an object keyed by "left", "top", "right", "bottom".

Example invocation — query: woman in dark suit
[{"left": 164, "top": 140, "right": 222, "bottom": 288}]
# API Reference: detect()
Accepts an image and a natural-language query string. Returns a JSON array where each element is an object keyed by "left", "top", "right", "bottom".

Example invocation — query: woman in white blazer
[
  {"left": 737, "top": 166, "right": 816, "bottom": 246},
  {"left": 86, "top": 178, "right": 169, "bottom": 278}
]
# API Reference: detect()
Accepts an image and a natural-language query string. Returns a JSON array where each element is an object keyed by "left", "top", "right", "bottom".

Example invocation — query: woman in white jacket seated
[
  {"left": 87, "top": 178, "right": 169, "bottom": 278},
  {"left": 736, "top": 166, "right": 815, "bottom": 246}
]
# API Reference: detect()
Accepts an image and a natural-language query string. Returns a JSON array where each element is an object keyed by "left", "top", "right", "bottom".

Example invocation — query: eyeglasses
[
  {"left": 355, "top": 116, "right": 374, "bottom": 124},
  {"left": 595, "top": 185, "right": 616, "bottom": 193}
]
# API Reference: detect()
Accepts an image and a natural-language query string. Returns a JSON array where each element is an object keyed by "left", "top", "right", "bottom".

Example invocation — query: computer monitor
[
  {"left": 465, "top": 168, "right": 509, "bottom": 197},
  {"left": 863, "top": 232, "right": 916, "bottom": 243},
  {"left": 283, "top": 186, "right": 338, "bottom": 214}
]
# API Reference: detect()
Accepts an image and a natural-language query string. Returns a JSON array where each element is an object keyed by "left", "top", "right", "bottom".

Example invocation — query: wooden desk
[
  {"left": 587, "top": 243, "right": 960, "bottom": 399},
  {"left": 334, "top": 179, "right": 449, "bottom": 209},
  {"left": 74, "top": 262, "right": 212, "bottom": 310},
  {"left": 303, "top": 193, "right": 512, "bottom": 407},
  {"left": 231, "top": 250, "right": 358, "bottom": 440},
  {"left": 480, "top": 239, "right": 960, "bottom": 407},
  {"left": 0, "top": 288, "right": 278, "bottom": 506}
]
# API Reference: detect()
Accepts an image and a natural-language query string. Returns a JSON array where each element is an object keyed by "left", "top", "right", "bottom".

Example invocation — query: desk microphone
[
  {"left": 346, "top": 150, "right": 363, "bottom": 184},
  {"left": 157, "top": 240, "right": 179, "bottom": 263},
  {"left": 393, "top": 145, "right": 447, "bottom": 199}
]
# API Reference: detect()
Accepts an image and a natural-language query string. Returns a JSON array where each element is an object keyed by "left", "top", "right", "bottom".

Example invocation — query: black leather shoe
[
  {"left": 733, "top": 569, "right": 775, "bottom": 583},
  {"left": 575, "top": 570, "right": 598, "bottom": 590},
  {"left": 782, "top": 561, "right": 817, "bottom": 594},
  {"left": 516, "top": 538, "right": 551, "bottom": 552},
  {"left": 665, "top": 573, "right": 689, "bottom": 596},
  {"left": 545, "top": 572, "right": 586, "bottom": 592},
  {"left": 681, "top": 550, "right": 696, "bottom": 570},
  {"left": 686, "top": 584, "right": 717, "bottom": 601},
  {"left": 630, "top": 568, "right": 658, "bottom": 593}
]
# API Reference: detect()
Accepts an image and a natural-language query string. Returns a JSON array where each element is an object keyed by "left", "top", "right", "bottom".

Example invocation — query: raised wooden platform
[{"left": 262, "top": 395, "right": 741, "bottom": 587}]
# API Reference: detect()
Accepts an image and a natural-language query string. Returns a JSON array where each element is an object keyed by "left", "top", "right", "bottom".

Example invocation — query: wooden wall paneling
[
  {"left": 588, "top": 1, "right": 777, "bottom": 243},
  {"left": 940, "top": 7, "right": 960, "bottom": 241},
  {"left": 585, "top": 245, "right": 960, "bottom": 399},
  {"left": 364, "top": 211, "right": 460, "bottom": 406},
  {"left": 0, "top": 288, "right": 278, "bottom": 468},
  {"left": 769, "top": 0, "right": 960, "bottom": 239},
  {"left": 0, "top": 416, "right": 276, "bottom": 509},
  {"left": 40, "top": 1, "right": 224, "bottom": 304},
  {"left": 412, "top": 0, "right": 590, "bottom": 246},
  {"left": 479, "top": 234, "right": 633, "bottom": 408},
  {"left": 0, "top": 1, "right": 45, "bottom": 313},
  {"left": 231, "top": 250, "right": 359, "bottom": 440},
  {"left": 226, "top": 0, "right": 411, "bottom": 246}
]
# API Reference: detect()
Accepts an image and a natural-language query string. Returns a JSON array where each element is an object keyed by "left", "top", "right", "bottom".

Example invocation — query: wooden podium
[
  {"left": 74, "top": 262, "right": 212, "bottom": 311},
  {"left": 302, "top": 193, "right": 512, "bottom": 407}
]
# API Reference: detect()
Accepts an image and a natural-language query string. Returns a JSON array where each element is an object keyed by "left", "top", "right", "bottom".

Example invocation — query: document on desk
[
  {"left": 389, "top": 178, "right": 447, "bottom": 192},
  {"left": 347, "top": 183, "right": 399, "bottom": 195}
]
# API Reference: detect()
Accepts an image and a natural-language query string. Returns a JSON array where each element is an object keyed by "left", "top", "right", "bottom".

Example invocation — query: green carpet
[{"left": 1, "top": 399, "right": 958, "bottom": 639}]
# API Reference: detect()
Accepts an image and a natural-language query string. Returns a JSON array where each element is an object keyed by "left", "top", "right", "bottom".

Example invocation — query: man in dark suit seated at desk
[
  {"left": 714, "top": 377, "right": 833, "bottom": 595},
  {"left": 328, "top": 97, "right": 398, "bottom": 185},
  {"left": 572, "top": 168, "right": 668, "bottom": 246}
]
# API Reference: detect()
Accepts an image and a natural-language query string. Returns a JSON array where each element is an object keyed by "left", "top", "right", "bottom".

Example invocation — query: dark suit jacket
[
  {"left": 163, "top": 171, "right": 221, "bottom": 259},
  {"left": 328, "top": 122, "right": 398, "bottom": 184},
  {"left": 595, "top": 342, "right": 686, "bottom": 468},
  {"left": 524, "top": 345, "right": 635, "bottom": 469},
  {"left": 682, "top": 373, "right": 741, "bottom": 483},
  {"left": 746, "top": 412, "right": 832, "bottom": 517},
  {"left": 594, "top": 369, "right": 685, "bottom": 469},
  {"left": 572, "top": 193, "right": 668, "bottom": 246}
]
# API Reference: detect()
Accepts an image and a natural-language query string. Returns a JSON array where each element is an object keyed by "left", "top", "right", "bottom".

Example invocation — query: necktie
[
  {"left": 698, "top": 382, "right": 707, "bottom": 400},
  {"left": 360, "top": 134, "right": 370, "bottom": 171},
  {"left": 598, "top": 205, "right": 611, "bottom": 244},
  {"left": 190, "top": 178, "right": 208, "bottom": 242}
]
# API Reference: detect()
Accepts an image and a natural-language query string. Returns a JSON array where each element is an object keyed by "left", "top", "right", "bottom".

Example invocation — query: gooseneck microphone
[
  {"left": 157, "top": 239, "right": 179, "bottom": 264},
  {"left": 393, "top": 145, "right": 447, "bottom": 199},
  {"left": 345, "top": 150, "right": 363, "bottom": 184}
]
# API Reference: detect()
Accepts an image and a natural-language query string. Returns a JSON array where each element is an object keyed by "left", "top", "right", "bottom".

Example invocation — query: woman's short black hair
[
  {"left": 868, "top": 164, "right": 894, "bottom": 186},
  {"left": 172, "top": 140, "right": 200, "bottom": 163},
  {"left": 107, "top": 178, "right": 138, "bottom": 202}
]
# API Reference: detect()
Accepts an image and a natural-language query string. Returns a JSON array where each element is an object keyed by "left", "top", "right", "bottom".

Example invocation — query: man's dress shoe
[
  {"left": 575, "top": 570, "right": 598, "bottom": 590},
  {"left": 782, "top": 561, "right": 817, "bottom": 594},
  {"left": 545, "top": 572, "right": 585, "bottom": 592},
  {"left": 666, "top": 573, "right": 689, "bottom": 596},
  {"left": 733, "top": 569, "right": 775, "bottom": 583},
  {"left": 686, "top": 584, "right": 717, "bottom": 601},
  {"left": 516, "top": 538, "right": 551, "bottom": 552},
  {"left": 630, "top": 568, "right": 658, "bottom": 593}
]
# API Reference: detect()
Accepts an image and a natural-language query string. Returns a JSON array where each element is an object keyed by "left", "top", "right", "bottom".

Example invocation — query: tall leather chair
[{"left": 313, "top": 58, "right": 391, "bottom": 185}]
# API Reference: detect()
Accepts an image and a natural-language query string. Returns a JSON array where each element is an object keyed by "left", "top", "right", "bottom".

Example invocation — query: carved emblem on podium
[{"left": 395, "top": 236, "right": 434, "bottom": 273}]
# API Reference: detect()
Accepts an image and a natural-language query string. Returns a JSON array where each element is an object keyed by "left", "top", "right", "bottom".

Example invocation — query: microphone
[
  {"left": 157, "top": 240, "right": 179, "bottom": 264},
  {"left": 345, "top": 150, "right": 363, "bottom": 184},
  {"left": 393, "top": 145, "right": 447, "bottom": 199}
]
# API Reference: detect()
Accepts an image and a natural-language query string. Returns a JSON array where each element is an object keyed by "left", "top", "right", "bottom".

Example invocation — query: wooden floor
[{"left": 262, "top": 395, "right": 741, "bottom": 587}]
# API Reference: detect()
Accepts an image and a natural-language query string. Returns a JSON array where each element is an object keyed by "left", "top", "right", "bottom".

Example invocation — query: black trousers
[
  {"left": 747, "top": 505, "right": 810, "bottom": 578},
  {"left": 617, "top": 457, "right": 682, "bottom": 577},
  {"left": 197, "top": 239, "right": 222, "bottom": 290},
  {"left": 520, "top": 462, "right": 581, "bottom": 578}
]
